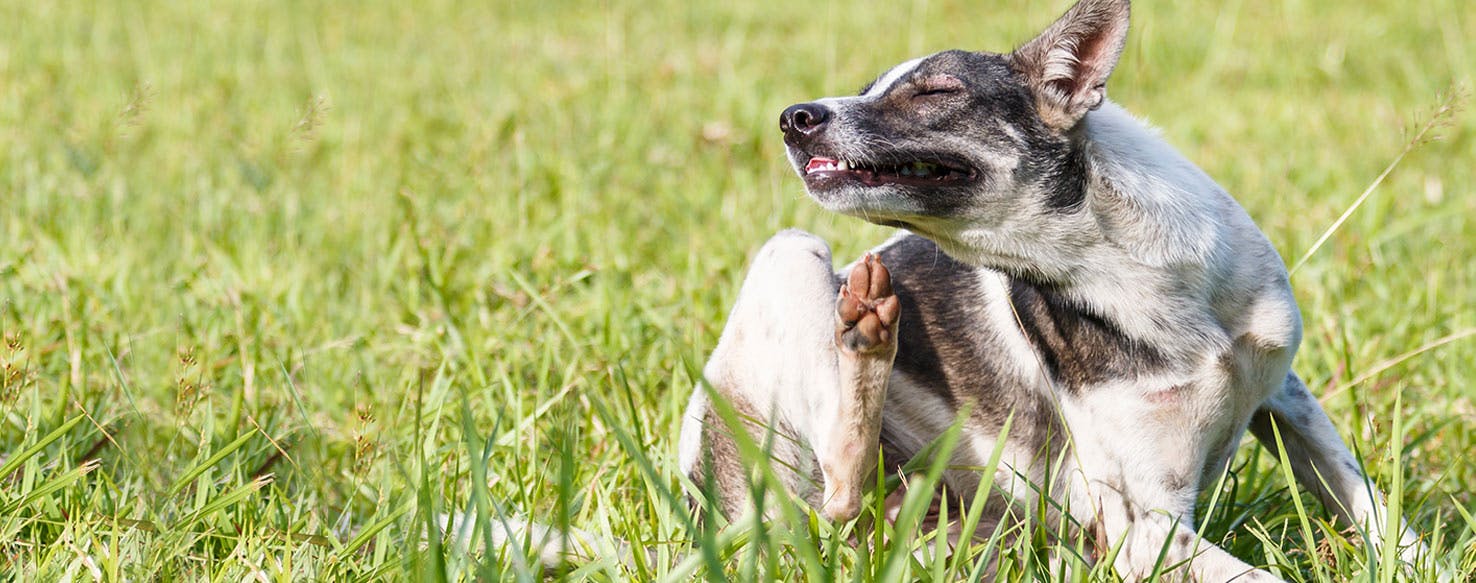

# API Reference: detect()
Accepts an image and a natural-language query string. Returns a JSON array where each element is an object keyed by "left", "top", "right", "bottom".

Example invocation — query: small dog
[{"left": 679, "top": 0, "right": 1424, "bottom": 579}]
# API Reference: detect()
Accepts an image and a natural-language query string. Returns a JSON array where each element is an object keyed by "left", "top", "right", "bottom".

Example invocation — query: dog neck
[{"left": 941, "top": 101, "right": 1236, "bottom": 352}]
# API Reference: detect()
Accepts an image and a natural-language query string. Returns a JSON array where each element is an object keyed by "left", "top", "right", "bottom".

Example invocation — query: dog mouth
[{"left": 802, "top": 156, "right": 973, "bottom": 188}]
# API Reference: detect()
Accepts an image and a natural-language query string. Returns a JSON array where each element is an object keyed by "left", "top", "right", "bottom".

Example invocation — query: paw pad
[{"left": 836, "top": 253, "right": 900, "bottom": 353}]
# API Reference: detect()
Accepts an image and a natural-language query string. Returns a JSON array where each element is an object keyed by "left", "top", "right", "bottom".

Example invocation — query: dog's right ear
[{"left": 1011, "top": 0, "right": 1130, "bottom": 131}]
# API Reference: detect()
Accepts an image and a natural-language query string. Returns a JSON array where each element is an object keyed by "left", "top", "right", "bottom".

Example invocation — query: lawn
[{"left": 1, "top": 0, "right": 1472, "bottom": 580}]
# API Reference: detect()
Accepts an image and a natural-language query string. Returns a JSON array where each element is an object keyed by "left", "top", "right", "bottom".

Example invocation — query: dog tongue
[{"left": 806, "top": 157, "right": 838, "bottom": 173}]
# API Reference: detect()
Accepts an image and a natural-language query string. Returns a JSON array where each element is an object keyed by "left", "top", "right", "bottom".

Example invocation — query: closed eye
[
  {"left": 911, "top": 75, "right": 965, "bottom": 100},
  {"left": 914, "top": 87, "right": 959, "bottom": 98}
]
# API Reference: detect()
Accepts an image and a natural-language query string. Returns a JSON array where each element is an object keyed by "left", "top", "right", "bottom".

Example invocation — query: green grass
[{"left": 1, "top": 0, "right": 1473, "bottom": 579}]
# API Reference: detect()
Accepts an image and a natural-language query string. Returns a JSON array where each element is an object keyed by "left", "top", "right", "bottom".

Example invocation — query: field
[{"left": 1, "top": 0, "right": 1473, "bottom": 579}]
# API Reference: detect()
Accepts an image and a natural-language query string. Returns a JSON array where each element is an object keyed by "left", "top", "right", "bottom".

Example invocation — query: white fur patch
[
  {"left": 677, "top": 385, "right": 709, "bottom": 475},
  {"left": 814, "top": 55, "right": 928, "bottom": 111},
  {"left": 977, "top": 269, "right": 1050, "bottom": 383},
  {"left": 1084, "top": 102, "right": 1224, "bottom": 268},
  {"left": 865, "top": 57, "right": 926, "bottom": 98},
  {"left": 700, "top": 230, "right": 841, "bottom": 445}
]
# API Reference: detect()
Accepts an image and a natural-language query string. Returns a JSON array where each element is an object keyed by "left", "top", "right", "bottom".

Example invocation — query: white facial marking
[
  {"left": 814, "top": 56, "right": 928, "bottom": 110},
  {"left": 865, "top": 56, "right": 926, "bottom": 98}
]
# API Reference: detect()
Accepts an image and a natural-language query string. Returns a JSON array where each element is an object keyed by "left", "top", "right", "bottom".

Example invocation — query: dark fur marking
[
  {"left": 834, "top": 51, "right": 1057, "bottom": 217},
  {"left": 693, "top": 405, "right": 750, "bottom": 518},
  {"left": 874, "top": 235, "right": 977, "bottom": 407},
  {"left": 1246, "top": 409, "right": 1281, "bottom": 455},
  {"left": 692, "top": 392, "right": 816, "bottom": 518},
  {"left": 846, "top": 234, "right": 1068, "bottom": 489},
  {"left": 1288, "top": 376, "right": 1311, "bottom": 396},
  {"left": 1008, "top": 278, "right": 1168, "bottom": 393},
  {"left": 1162, "top": 471, "right": 1191, "bottom": 492},
  {"left": 1041, "top": 138, "right": 1089, "bottom": 211},
  {"left": 870, "top": 235, "right": 1060, "bottom": 441}
]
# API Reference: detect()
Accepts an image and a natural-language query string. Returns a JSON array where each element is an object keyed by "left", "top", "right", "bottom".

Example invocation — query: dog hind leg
[
  {"left": 1248, "top": 373, "right": 1426, "bottom": 564},
  {"left": 680, "top": 229, "right": 899, "bottom": 522}
]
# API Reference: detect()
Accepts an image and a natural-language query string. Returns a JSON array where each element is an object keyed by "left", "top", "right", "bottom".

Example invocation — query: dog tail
[{"left": 439, "top": 513, "right": 633, "bottom": 571}]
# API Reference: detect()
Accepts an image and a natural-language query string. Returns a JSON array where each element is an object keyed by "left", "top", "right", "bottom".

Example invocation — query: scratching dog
[{"left": 680, "top": 0, "right": 1424, "bottom": 579}]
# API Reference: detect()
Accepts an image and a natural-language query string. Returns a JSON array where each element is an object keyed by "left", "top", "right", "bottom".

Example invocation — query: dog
[{"left": 678, "top": 0, "right": 1425, "bottom": 579}]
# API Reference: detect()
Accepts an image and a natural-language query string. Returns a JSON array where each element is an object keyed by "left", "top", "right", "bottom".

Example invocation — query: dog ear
[{"left": 1011, "top": 0, "right": 1130, "bottom": 131}]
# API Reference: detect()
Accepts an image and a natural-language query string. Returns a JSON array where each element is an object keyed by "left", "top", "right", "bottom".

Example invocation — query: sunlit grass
[{"left": 1, "top": 0, "right": 1472, "bottom": 579}]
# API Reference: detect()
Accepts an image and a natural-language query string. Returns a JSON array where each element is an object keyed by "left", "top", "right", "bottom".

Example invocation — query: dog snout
[{"left": 780, "top": 102, "right": 831, "bottom": 141}]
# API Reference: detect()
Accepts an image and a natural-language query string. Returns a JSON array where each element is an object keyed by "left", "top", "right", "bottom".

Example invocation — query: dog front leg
[
  {"left": 1248, "top": 373, "right": 1425, "bottom": 564},
  {"left": 1065, "top": 395, "right": 1283, "bottom": 582},
  {"left": 1087, "top": 485, "right": 1283, "bottom": 582},
  {"left": 822, "top": 252, "right": 900, "bottom": 521}
]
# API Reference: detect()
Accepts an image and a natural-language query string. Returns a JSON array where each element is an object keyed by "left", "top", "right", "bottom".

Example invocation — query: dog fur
[{"left": 679, "top": 0, "right": 1425, "bottom": 580}]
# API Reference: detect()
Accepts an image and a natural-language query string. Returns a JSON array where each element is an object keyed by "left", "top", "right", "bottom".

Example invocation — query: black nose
[{"left": 780, "top": 102, "right": 831, "bottom": 138}]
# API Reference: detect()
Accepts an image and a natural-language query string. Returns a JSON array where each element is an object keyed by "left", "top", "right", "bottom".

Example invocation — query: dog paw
[{"left": 836, "top": 253, "right": 900, "bottom": 354}]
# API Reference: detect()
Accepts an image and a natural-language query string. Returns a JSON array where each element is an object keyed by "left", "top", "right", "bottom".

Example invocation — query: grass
[{"left": 1, "top": 0, "right": 1473, "bottom": 579}]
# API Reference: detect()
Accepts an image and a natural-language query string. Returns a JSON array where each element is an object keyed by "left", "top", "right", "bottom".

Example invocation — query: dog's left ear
[{"left": 1011, "top": 0, "right": 1130, "bottom": 131}]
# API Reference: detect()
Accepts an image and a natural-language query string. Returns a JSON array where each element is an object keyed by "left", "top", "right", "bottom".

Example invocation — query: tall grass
[{"left": 1, "top": 0, "right": 1473, "bottom": 579}]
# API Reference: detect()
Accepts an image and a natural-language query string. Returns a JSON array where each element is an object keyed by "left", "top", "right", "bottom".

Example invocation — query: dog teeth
[
  {"left": 806, "top": 157, "right": 957, "bottom": 180},
  {"left": 806, "top": 158, "right": 845, "bottom": 174}
]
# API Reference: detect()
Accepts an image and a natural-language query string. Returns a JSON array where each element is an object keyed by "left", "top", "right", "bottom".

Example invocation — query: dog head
[{"left": 781, "top": 0, "right": 1131, "bottom": 271}]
